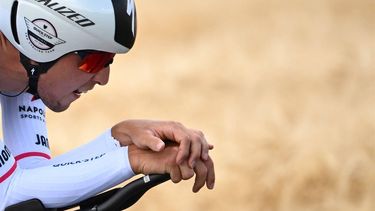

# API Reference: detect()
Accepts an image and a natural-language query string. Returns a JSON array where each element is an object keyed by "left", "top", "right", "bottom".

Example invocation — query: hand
[
  {"left": 128, "top": 144, "right": 215, "bottom": 192},
  {"left": 111, "top": 119, "right": 214, "bottom": 168}
]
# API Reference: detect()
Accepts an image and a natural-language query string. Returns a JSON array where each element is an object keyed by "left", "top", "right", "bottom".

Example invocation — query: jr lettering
[{"left": 36, "top": 134, "right": 50, "bottom": 148}]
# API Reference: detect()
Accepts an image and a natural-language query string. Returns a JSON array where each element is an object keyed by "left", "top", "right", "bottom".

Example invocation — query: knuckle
[
  {"left": 180, "top": 135, "right": 191, "bottom": 143},
  {"left": 190, "top": 133, "right": 201, "bottom": 142},
  {"left": 169, "top": 121, "right": 184, "bottom": 128},
  {"left": 183, "top": 171, "right": 194, "bottom": 180},
  {"left": 191, "top": 132, "right": 206, "bottom": 144},
  {"left": 195, "top": 130, "right": 205, "bottom": 138},
  {"left": 196, "top": 165, "right": 208, "bottom": 177}
]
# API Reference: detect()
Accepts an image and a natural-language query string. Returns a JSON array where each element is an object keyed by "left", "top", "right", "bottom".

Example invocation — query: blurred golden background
[{"left": 40, "top": 0, "right": 375, "bottom": 210}]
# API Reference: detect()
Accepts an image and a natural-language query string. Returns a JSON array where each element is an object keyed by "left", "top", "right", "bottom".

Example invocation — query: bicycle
[{"left": 5, "top": 174, "right": 170, "bottom": 211}]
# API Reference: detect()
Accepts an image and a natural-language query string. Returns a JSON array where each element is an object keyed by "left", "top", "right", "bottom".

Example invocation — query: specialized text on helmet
[{"left": 33, "top": 0, "right": 95, "bottom": 27}]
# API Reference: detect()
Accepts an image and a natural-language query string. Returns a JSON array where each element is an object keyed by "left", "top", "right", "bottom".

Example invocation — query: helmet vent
[{"left": 11, "top": 0, "right": 20, "bottom": 44}]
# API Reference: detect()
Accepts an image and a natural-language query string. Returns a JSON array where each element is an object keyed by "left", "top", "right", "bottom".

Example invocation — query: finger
[
  {"left": 169, "top": 165, "right": 182, "bottom": 183},
  {"left": 134, "top": 135, "right": 165, "bottom": 152},
  {"left": 204, "top": 156, "right": 215, "bottom": 190},
  {"left": 192, "top": 161, "right": 208, "bottom": 193},
  {"left": 153, "top": 121, "right": 190, "bottom": 164},
  {"left": 179, "top": 161, "right": 195, "bottom": 180},
  {"left": 195, "top": 131, "right": 209, "bottom": 161},
  {"left": 176, "top": 136, "right": 191, "bottom": 165},
  {"left": 189, "top": 134, "right": 202, "bottom": 168}
]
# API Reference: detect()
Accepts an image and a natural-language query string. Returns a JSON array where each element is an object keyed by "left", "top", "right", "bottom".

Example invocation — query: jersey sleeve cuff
[
  {"left": 102, "top": 129, "right": 121, "bottom": 149},
  {"left": 121, "top": 146, "right": 136, "bottom": 177}
]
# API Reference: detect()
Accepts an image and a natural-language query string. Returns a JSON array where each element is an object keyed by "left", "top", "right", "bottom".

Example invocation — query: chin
[
  {"left": 49, "top": 105, "right": 70, "bottom": 112},
  {"left": 43, "top": 99, "right": 71, "bottom": 112},
  {"left": 39, "top": 93, "right": 76, "bottom": 112}
]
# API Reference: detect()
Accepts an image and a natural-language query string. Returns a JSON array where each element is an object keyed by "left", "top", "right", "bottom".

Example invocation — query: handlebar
[
  {"left": 5, "top": 174, "right": 171, "bottom": 211},
  {"left": 80, "top": 174, "right": 171, "bottom": 211}
]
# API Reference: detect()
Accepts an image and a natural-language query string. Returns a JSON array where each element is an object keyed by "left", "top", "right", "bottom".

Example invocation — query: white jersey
[
  {"left": 0, "top": 93, "right": 135, "bottom": 209},
  {"left": 1, "top": 93, "right": 51, "bottom": 168}
]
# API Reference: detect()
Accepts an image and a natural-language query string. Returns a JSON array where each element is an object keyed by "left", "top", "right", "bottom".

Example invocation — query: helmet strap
[{"left": 19, "top": 53, "right": 57, "bottom": 99}]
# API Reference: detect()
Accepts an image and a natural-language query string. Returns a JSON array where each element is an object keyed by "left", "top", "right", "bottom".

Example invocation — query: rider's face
[{"left": 37, "top": 53, "right": 110, "bottom": 112}]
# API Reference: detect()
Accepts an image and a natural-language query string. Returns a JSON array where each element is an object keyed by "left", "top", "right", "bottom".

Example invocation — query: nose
[{"left": 93, "top": 67, "right": 110, "bottom": 85}]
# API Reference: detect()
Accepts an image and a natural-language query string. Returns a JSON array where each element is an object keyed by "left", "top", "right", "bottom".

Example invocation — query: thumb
[{"left": 135, "top": 135, "right": 165, "bottom": 152}]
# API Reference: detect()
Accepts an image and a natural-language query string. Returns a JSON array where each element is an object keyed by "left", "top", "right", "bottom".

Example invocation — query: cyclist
[{"left": 0, "top": 0, "right": 215, "bottom": 209}]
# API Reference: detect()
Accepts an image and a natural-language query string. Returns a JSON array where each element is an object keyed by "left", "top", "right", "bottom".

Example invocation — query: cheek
[
  {"left": 38, "top": 72, "right": 69, "bottom": 101},
  {"left": 46, "top": 68, "right": 92, "bottom": 92},
  {"left": 37, "top": 54, "right": 94, "bottom": 98},
  {"left": 37, "top": 79, "right": 60, "bottom": 104}
]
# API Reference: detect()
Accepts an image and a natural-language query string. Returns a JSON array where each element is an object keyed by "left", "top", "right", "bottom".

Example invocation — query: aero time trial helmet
[{"left": 0, "top": 0, "right": 137, "bottom": 63}]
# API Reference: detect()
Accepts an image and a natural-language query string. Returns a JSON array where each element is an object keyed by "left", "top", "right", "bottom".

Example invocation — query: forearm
[
  {"left": 45, "top": 129, "right": 121, "bottom": 166},
  {"left": 3, "top": 146, "right": 134, "bottom": 209}
]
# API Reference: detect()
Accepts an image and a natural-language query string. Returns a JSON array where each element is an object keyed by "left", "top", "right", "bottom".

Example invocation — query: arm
[
  {"left": 112, "top": 119, "right": 214, "bottom": 168},
  {"left": 48, "top": 121, "right": 216, "bottom": 193},
  {"left": 4, "top": 144, "right": 214, "bottom": 208},
  {"left": 5, "top": 146, "right": 134, "bottom": 208}
]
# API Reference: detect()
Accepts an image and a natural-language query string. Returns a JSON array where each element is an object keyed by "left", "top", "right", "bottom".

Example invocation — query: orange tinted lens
[{"left": 79, "top": 52, "right": 115, "bottom": 73}]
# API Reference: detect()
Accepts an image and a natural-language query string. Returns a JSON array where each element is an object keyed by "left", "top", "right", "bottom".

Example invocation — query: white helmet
[{"left": 0, "top": 0, "right": 137, "bottom": 63}]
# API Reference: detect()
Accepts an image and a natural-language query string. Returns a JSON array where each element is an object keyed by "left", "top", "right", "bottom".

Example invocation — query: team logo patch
[{"left": 24, "top": 18, "right": 66, "bottom": 53}]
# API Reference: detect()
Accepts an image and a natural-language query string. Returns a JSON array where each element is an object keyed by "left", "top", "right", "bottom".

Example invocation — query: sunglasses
[{"left": 76, "top": 51, "right": 115, "bottom": 73}]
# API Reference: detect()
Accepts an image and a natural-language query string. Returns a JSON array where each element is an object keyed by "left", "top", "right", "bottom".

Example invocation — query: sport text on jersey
[
  {"left": 33, "top": 0, "right": 95, "bottom": 27},
  {"left": 19, "top": 105, "right": 46, "bottom": 122}
]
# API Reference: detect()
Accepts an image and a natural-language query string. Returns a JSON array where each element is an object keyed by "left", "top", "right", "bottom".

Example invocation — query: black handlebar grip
[{"left": 95, "top": 174, "right": 170, "bottom": 211}]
